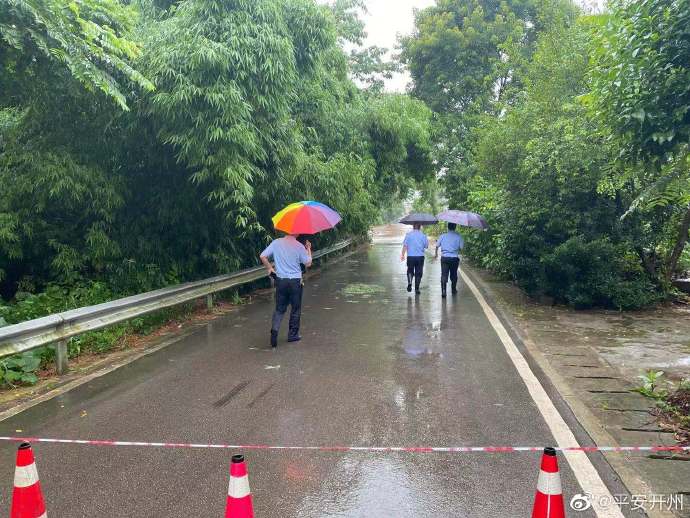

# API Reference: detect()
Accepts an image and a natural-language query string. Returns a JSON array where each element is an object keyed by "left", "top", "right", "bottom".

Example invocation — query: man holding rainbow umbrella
[{"left": 260, "top": 201, "right": 341, "bottom": 348}]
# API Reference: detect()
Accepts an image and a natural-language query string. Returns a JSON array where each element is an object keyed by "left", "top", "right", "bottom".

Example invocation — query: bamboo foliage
[
  {"left": 0, "top": 0, "right": 434, "bottom": 301},
  {"left": 0, "top": 0, "right": 154, "bottom": 110}
]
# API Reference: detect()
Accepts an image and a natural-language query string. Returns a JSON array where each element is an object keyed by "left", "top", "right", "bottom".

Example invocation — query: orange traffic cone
[
  {"left": 532, "top": 447, "right": 565, "bottom": 518},
  {"left": 11, "top": 442, "right": 47, "bottom": 518},
  {"left": 225, "top": 454, "right": 254, "bottom": 518}
]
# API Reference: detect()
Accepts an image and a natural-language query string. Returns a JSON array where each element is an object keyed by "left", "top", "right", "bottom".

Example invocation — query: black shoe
[
  {"left": 451, "top": 284, "right": 458, "bottom": 295},
  {"left": 415, "top": 289, "right": 421, "bottom": 295},
  {"left": 270, "top": 330, "right": 278, "bottom": 348},
  {"left": 287, "top": 335, "right": 302, "bottom": 343},
  {"left": 406, "top": 284, "right": 412, "bottom": 292},
  {"left": 441, "top": 285, "right": 447, "bottom": 298}
]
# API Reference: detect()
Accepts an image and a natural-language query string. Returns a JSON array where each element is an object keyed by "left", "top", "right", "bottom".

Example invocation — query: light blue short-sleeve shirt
[
  {"left": 437, "top": 231, "right": 464, "bottom": 258},
  {"left": 261, "top": 236, "right": 310, "bottom": 279},
  {"left": 403, "top": 230, "right": 429, "bottom": 257}
]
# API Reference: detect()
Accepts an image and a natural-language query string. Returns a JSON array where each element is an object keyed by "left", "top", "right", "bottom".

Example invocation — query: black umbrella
[{"left": 399, "top": 212, "right": 438, "bottom": 225}]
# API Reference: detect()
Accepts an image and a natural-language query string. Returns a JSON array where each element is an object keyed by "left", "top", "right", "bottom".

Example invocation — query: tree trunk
[
  {"left": 665, "top": 203, "right": 690, "bottom": 281},
  {"left": 636, "top": 247, "right": 658, "bottom": 281}
]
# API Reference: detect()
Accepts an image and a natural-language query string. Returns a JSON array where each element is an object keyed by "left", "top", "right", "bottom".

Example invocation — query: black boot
[
  {"left": 406, "top": 272, "right": 413, "bottom": 292},
  {"left": 451, "top": 283, "right": 458, "bottom": 295},
  {"left": 441, "top": 283, "right": 447, "bottom": 298},
  {"left": 270, "top": 330, "right": 278, "bottom": 348},
  {"left": 415, "top": 281, "right": 421, "bottom": 295}
]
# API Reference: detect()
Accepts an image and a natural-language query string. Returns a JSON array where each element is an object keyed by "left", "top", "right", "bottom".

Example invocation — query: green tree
[
  {"left": 412, "top": 4, "right": 661, "bottom": 308},
  {"left": 141, "top": 0, "right": 332, "bottom": 232},
  {"left": 588, "top": 0, "right": 690, "bottom": 280},
  {"left": 399, "top": 0, "right": 573, "bottom": 193},
  {"left": 1, "top": 0, "right": 434, "bottom": 306},
  {"left": 0, "top": 0, "right": 153, "bottom": 110},
  {"left": 400, "top": 0, "right": 540, "bottom": 114}
]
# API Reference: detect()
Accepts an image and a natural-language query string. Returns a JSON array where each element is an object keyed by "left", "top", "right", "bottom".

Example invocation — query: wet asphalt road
[{"left": 0, "top": 243, "right": 619, "bottom": 517}]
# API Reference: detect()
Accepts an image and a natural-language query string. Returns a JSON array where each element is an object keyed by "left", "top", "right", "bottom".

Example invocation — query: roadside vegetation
[
  {"left": 2, "top": 0, "right": 689, "bottom": 387},
  {"left": 0, "top": 0, "right": 434, "bottom": 385},
  {"left": 635, "top": 371, "right": 690, "bottom": 446},
  {"left": 0, "top": 0, "right": 433, "bottom": 303},
  {"left": 402, "top": 0, "right": 690, "bottom": 310}
]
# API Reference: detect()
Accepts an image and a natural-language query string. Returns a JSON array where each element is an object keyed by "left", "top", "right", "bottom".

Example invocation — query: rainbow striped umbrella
[{"left": 272, "top": 201, "right": 342, "bottom": 235}]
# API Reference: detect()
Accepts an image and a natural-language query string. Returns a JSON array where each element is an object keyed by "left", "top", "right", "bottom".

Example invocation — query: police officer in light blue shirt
[
  {"left": 401, "top": 224, "right": 429, "bottom": 294},
  {"left": 260, "top": 235, "right": 312, "bottom": 347},
  {"left": 435, "top": 223, "right": 464, "bottom": 298}
]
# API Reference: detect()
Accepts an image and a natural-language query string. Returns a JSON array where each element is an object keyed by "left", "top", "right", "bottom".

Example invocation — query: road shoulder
[{"left": 463, "top": 265, "right": 689, "bottom": 518}]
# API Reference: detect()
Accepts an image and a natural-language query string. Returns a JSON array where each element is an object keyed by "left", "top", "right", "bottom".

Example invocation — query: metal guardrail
[{"left": 0, "top": 238, "right": 355, "bottom": 374}]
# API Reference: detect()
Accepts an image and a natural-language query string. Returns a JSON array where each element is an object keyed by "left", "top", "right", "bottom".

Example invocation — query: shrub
[{"left": 542, "top": 237, "right": 659, "bottom": 309}]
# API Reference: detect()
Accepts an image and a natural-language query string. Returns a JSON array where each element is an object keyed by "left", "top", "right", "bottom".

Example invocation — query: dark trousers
[
  {"left": 406, "top": 256, "right": 425, "bottom": 290},
  {"left": 441, "top": 257, "right": 460, "bottom": 289},
  {"left": 271, "top": 278, "right": 303, "bottom": 339}
]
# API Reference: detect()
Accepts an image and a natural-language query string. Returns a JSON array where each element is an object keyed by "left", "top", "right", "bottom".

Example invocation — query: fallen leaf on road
[
  {"left": 15, "top": 429, "right": 22, "bottom": 433},
  {"left": 342, "top": 283, "right": 386, "bottom": 297},
  {"left": 264, "top": 365, "right": 281, "bottom": 370},
  {"left": 323, "top": 307, "right": 333, "bottom": 310},
  {"left": 80, "top": 410, "right": 88, "bottom": 418}
]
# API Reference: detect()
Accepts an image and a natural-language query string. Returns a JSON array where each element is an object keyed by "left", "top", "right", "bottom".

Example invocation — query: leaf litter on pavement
[{"left": 341, "top": 283, "right": 386, "bottom": 297}]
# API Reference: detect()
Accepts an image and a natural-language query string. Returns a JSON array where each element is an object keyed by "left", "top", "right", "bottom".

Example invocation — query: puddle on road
[{"left": 295, "top": 455, "right": 425, "bottom": 517}]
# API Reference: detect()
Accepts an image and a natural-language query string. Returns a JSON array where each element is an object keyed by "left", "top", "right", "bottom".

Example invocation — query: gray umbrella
[
  {"left": 399, "top": 213, "right": 438, "bottom": 225},
  {"left": 436, "top": 210, "right": 489, "bottom": 230}
]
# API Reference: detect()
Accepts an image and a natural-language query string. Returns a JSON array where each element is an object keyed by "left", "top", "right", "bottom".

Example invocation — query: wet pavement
[
  {"left": 0, "top": 243, "right": 634, "bottom": 517},
  {"left": 476, "top": 272, "right": 690, "bottom": 384},
  {"left": 472, "top": 260, "right": 690, "bottom": 517}
]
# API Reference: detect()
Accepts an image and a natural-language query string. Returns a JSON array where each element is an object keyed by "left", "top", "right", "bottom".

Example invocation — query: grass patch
[{"left": 635, "top": 371, "right": 690, "bottom": 446}]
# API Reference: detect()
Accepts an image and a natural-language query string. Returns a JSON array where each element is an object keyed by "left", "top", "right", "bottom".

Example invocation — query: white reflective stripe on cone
[
  {"left": 536, "top": 470, "right": 562, "bottom": 496},
  {"left": 14, "top": 463, "right": 39, "bottom": 488},
  {"left": 228, "top": 476, "right": 251, "bottom": 499}
]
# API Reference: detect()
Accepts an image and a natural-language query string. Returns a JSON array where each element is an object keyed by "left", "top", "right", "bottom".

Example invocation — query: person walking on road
[
  {"left": 401, "top": 223, "right": 429, "bottom": 294},
  {"left": 435, "top": 222, "right": 464, "bottom": 298},
  {"left": 260, "top": 234, "right": 312, "bottom": 348}
]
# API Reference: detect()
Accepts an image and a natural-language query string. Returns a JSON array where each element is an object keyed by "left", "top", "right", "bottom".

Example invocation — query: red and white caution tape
[{"left": 0, "top": 436, "right": 688, "bottom": 453}]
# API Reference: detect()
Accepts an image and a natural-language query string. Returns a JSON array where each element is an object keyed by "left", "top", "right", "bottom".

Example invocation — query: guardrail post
[
  {"left": 206, "top": 294, "right": 214, "bottom": 310},
  {"left": 55, "top": 340, "right": 68, "bottom": 375}
]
